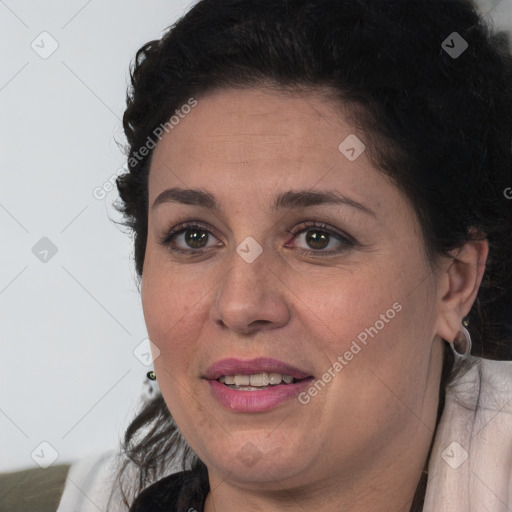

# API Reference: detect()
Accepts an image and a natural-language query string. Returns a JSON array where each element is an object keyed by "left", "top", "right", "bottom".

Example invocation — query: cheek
[
  {"left": 306, "top": 251, "right": 436, "bottom": 397},
  {"left": 299, "top": 265, "right": 406, "bottom": 347},
  {"left": 141, "top": 254, "right": 200, "bottom": 368},
  {"left": 141, "top": 262, "right": 223, "bottom": 448}
]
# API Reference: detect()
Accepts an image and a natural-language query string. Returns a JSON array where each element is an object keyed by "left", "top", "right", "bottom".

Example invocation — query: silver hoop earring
[{"left": 451, "top": 326, "right": 472, "bottom": 357}]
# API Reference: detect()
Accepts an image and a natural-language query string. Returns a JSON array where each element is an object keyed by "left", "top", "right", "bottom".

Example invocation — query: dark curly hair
[{"left": 110, "top": 0, "right": 512, "bottom": 510}]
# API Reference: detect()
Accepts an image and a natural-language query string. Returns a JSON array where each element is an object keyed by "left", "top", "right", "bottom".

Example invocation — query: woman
[{"left": 84, "top": 0, "right": 512, "bottom": 511}]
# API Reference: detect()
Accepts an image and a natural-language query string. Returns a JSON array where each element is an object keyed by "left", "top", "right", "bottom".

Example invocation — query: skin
[{"left": 141, "top": 87, "right": 488, "bottom": 512}]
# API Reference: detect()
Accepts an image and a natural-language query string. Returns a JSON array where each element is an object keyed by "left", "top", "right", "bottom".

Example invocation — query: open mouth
[
  {"left": 217, "top": 372, "right": 309, "bottom": 391},
  {"left": 206, "top": 359, "right": 315, "bottom": 412}
]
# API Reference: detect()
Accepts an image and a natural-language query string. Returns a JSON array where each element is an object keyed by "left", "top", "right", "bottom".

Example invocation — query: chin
[{"left": 199, "top": 430, "right": 313, "bottom": 485}]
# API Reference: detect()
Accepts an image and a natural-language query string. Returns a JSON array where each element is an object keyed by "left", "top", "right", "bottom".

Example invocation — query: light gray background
[{"left": 1, "top": 0, "right": 511, "bottom": 472}]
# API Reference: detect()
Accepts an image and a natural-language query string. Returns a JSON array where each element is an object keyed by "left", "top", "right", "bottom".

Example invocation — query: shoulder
[
  {"left": 56, "top": 449, "right": 131, "bottom": 512},
  {"left": 447, "top": 355, "right": 512, "bottom": 410},
  {"left": 423, "top": 356, "right": 512, "bottom": 511},
  {"left": 0, "top": 463, "right": 71, "bottom": 512}
]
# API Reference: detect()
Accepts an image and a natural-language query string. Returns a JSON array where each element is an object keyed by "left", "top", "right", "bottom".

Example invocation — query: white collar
[{"left": 424, "top": 355, "right": 512, "bottom": 511}]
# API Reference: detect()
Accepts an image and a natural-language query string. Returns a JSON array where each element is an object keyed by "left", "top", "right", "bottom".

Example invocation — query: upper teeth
[{"left": 219, "top": 373, "right": 294, "bottom": 386}]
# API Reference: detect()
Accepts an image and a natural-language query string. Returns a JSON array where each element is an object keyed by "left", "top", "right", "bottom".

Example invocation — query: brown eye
[
  {"left": 181, "top": 227, "right": 209, "bottom": 249},
  {"left": 304, "top": 230, "right": 330, "bottom": 250},
  {"left": 288, "top": 222, "right": 356, "bottom": 255},
  {"left": 159, "top": 223, "right": 221, "bottom": 253}
]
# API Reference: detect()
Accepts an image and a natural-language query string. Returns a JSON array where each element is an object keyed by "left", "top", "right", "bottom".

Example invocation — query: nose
[{"left": 210, "top": 245, "right": 291, "bottom": 335}]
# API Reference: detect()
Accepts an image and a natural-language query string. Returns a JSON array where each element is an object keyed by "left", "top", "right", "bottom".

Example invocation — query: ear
[{"left": 435, "top": 237, "right": 489, "bottom": 342}]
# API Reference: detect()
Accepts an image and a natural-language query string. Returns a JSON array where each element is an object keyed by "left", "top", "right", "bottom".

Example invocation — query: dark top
[{"left": 129, "top": 470, "right": 208, "bottom": 512}]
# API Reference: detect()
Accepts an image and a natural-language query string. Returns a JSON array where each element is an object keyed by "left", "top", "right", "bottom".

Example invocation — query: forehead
[
  {"left": 148, "top": 87, "right": 388, "bottom": 201},
  {"left": 158, "top": 88, "right": 345, "bottom": 158}
]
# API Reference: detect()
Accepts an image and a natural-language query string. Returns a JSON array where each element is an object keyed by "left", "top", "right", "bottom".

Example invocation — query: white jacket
[{"left": 424, "top": 355, "right": 512, "bottom": 510}]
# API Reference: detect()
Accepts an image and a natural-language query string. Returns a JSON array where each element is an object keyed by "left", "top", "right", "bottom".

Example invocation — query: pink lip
[
  {"left": 204, "top": 357, "right": 312, "bottom": 380},
  {"left": 204, "top": 357, "right": 314, "bottom": 413},
  {"left": 208, "top": 378, "right": 315, "bottom": 413}
]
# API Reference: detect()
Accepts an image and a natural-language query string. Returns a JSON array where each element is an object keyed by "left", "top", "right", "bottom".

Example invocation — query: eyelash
[{"left": 158, "top": 221, "right": 356, "bottom": 257}]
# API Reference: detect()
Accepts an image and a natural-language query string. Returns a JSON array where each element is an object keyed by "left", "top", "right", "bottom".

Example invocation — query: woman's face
[{"left": 142, "top": 87, "right": 446, "bottom": 492}]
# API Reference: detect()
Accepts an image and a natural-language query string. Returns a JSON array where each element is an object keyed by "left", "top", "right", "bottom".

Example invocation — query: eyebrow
[{"left": 152, "top": 187, "right": 376, "bottom": 217}]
